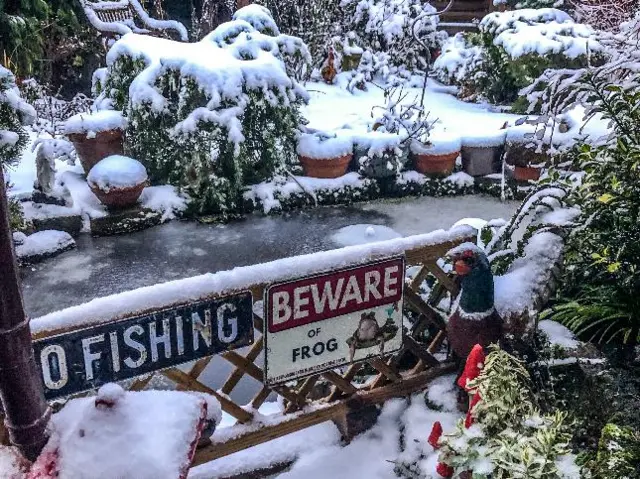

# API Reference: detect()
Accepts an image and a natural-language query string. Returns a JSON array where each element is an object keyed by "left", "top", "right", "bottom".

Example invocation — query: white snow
[
  {"left": 480, "top": 9, "right": 602, "bottom": 60},
  {"left": 63, "top": 110, "right": 127, "bottom": 137},
  {"left": 139, "top": 185, "right": 189, "bottom": 221},
  {"left": 30, "top": 225, "right": 475, "bottom": 335},
  {"left": 331, "top": 224, "right": 402, "bottom": 247},
  {"left": 297, "top": 133, "right": 353, "bottom": 159},
  {"left": 461, "top": 129, "right": 507, "bottom": 148},
  {"left": 539, "top": 320, "right": 580, "bottom": 349},
  {"left": 15, "top": 230, "right": 75, "bottom": 261},
  {"left": 35, "top": 384, "right": 207, "bottom": 479},
  {"left": 410, "top": 130, "right": 461, "bottom": 156},
  {"left": 87, "top": 155, "right": 148, "bottom": 192},
  {"left": 494, "top": 231, "right": 564, "bottom": 322},
  {"left": 555, "top": 454, "right": 581, "bottom": 478},
  {"left": 0, "top": 447, "right": 27, "bottom": 478}
]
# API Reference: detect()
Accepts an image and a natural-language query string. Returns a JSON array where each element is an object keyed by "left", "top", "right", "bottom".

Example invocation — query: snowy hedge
[
  {"left": 0, "top": 66, "right": 35, "bottom": 168},
  {"left": 433, "top": 9, "right": 601, "bottom": 105},
  {"left": 96, "top": 6, "right": 310, "bottom": 216}
]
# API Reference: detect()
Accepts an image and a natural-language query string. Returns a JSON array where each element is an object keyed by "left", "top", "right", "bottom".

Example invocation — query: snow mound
[
  {"left": 539, "top": 320, "right": 580, "bottom": 349},
  {"left": 480, "top": 8, "right": 602, "bottom": 60},
  {"left": 332, "top": 224, "right": 402, "bottom": 247},
  {"left": 461, "top": 129, "right": 506, "bottom": 148},
  {"left": 0, "top": 446, "right": 28, "bottom": 478},
  {"left": 139, "top": 185, "right": 188, "bottom": 221},
  {"left": 297, "top": 133, "right": 353, "bottom": 159},
  {"left": 34, "top": 386, "right": 207, "bottom": 479},
  {"left": 15, "top": 230, "right": 75, "bottom": 262},
  {"left": 64, "top": 110, "right": 127, "bottom": 137},
  {"left": 87, "top": 155, "right": 148, "bottom": 192},
  {"left": 410, "top": 130, "right": 461, "bottom": 156}
]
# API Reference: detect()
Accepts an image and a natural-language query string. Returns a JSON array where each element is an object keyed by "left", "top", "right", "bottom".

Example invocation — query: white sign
[{"left": 264, "top": 257, "right": 405, "bottom": 385}]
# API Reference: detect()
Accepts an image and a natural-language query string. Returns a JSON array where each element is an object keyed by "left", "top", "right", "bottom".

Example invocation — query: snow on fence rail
[{"left": 26, "top": 226, "right": 476, "bottom": 469}]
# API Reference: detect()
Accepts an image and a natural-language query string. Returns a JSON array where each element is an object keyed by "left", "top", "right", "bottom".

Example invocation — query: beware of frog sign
[{"left": 264, "top": 257, "right": 405, "bottom": 385}]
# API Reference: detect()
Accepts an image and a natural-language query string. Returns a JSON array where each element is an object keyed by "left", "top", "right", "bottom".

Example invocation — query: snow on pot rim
[
  {"left": 64, "top": 110, "right": 127, "bottom": 139},
  {"left": 297, "top": 133, "right": 354, "bottom": 160},
  {"left": 352, "top": 131, "right": 404, "bottom": 157},
  {"left": 87, "top": 155, "right": 148, "bottom": 193},
  {"left": 411, "top": 130, "right": 462, "bottom": 156},
  {"left": 461, "top": 129, "right": 507, "bottom": 148}
]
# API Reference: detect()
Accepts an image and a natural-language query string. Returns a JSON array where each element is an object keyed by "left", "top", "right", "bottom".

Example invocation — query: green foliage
[
  {"left": 7, "top": 193, "right": 25, "bottom": 231},
  {"left": 549, "top": 82, "right": 640, "bottom": 347},
  {"left": 501, "top": 0, "right": 566, "bottom": 9},
  {"left": 582, "top": 423, "right": 640, "bottom": 478},
  {"left": 0, "top": 0, "right": 102, "bottom": 95},
  {"left": 0, "top": 66, "right": 30, "bottom": 168},
  {"left": 437, "top": 347, "right": 574, "bottom": 478},
  {"left": 470, "top": 31, "right": 588, "bottom": 106}
]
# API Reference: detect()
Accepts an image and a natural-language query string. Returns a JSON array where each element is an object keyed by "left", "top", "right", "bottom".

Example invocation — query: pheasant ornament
[{"left": 446, "top": 244, "right": 503, "bottom": 361}]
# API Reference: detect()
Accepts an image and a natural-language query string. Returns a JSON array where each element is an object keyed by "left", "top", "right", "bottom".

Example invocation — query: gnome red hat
[
  {"left": 428, "top": 421, "right": 443, "bottom": 449},
  {"left": 457, "top": 344, "right": 486, "bottom": 391}
]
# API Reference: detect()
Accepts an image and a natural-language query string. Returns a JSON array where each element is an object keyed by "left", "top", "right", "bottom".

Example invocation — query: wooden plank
[
  {"left": 128, "top": 374, "right": 155, "bottom": 392},
  {"left": 405, "top": 288, "right": 447, "bottom": 330},
  {"left": 177, "top": 357, "right": 213, "bottom": 392},
  {"left": 404, "top": 236, "right": 475, "bottom": 265},
  {"left": 410, "top": 265, "right": 430, "bottom": 291},
  {"left": 220, "top": 337, "right": 263, "bottom": 395},
  {"left": 285, "top": 376, "right": 320, "bottom": 413},
  {"left": 327, "top": 363, "right": 362, "bottom": 401},
  {"left": 322, "top": 370, "right": 358, "bottom": 396},
  {"left": 404, "top": 336, "right": 440, "bottom": 367},
  {"left": 161, "top": 368, "right": 254, "bottom": 424},
  {"left": 191, "top": 363, "right": 456, "bottom": 466},
  {"left": 222, "top": 351, "right": 304, "bottom": 407},
  {"left": 368, "top": 358, "right": 401, "bottom": 382},
  {"left": 192, "top": 403, "right": 347, "bottom": 465},
  {"left": 368, "top": 354, "right": 402, "bottom": 390},
  {"left": 423, "top": 260, "right": 459, "bottom": 297},
  {"left": 250, "top": 387, "right": 271, "bottom": 410}
]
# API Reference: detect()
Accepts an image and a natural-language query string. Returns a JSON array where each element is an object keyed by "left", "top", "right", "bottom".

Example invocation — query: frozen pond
[{"left": 21, "top": 195, "right": 517, "bottom": 403}]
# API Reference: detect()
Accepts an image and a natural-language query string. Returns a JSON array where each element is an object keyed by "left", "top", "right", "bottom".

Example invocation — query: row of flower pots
[{"left": 297, "top": 128, "right": 550, "bottom": 182}]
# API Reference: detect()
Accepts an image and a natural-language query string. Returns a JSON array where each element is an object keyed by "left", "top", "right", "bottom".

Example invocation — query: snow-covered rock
[
  {"left": 29, "top": 384, "right": 212, "bottom": 479},
  {"left": 15, "top": 230, "right": 75, "bottom": 264},
  {"left": 87, "top": 156, "right": 148, "bottom": 193},
  {"left": 332, "top": 224, "right": 402, "bottom": 247},
  {"left": 139, "top": 185, "right": 188, "bottom": 222},
  {"left": 539, "top": 319, "right": 580, "bottom": 349},
  {"left": 64, "top": 110, "right": 127, "bottom": 138}
]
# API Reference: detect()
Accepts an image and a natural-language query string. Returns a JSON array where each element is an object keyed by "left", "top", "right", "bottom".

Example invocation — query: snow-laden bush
[
  {"left": 1, "top": 65, "right": 35, "bottom": 231},
  {"left": 97, "top": 6, "right": 310, "bottom": 217},
  {"left": 496, "top": 0, "right": 566, "bottom": 9},
  {"left": 434, "top": 9, "right": 601, "bottom": 105},
  {"left": 572, "top": 0, "right": 638, "bottom": 32},
  {"left": 335, "top": 0, "right": 447, "bottom": 86}
]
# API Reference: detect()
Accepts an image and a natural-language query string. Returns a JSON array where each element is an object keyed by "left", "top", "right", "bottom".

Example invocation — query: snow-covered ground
[{"left": 190, "top": 375, "right": 462, "bottom": 479}]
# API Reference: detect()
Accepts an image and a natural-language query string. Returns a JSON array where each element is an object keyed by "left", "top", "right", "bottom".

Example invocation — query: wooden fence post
[{"left": 0, "top": 169, "right": 50, "bottom": 461}]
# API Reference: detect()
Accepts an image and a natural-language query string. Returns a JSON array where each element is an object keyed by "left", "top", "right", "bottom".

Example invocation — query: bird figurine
[{"left": 446, "top": 244, "right": 503, "bottom": 362}]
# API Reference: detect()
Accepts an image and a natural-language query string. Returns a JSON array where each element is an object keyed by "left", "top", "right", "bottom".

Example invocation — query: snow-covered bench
[{"left": 81, "top": 0, "right": 188, "bottom": 47}]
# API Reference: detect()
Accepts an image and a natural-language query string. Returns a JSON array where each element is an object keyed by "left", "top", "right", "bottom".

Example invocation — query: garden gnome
[{"left": 447, "top": 244, "right": 503, "bottom": 361}]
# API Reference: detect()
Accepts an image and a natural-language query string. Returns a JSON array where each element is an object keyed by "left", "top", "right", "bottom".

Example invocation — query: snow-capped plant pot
[
  {"left": 297, "top": 133, "right": 354, "bottom": 178},
  {"left": 460, "top": 130, "right": 506, "bottom": 177},
  {"left": 512, "top": 165, "right": 542, "bottom": 182},
  {"left": 64, "top": 110, "right": 127, "bottom": 174},
  {"left": 410, "top": 132, "right": 462, "bottom": 177},
  {"left": 504, "top": 129, "right": 550, "bottom": 183},
  {"left": 87, "top": 155, "right": 148, "bottom": 209}
]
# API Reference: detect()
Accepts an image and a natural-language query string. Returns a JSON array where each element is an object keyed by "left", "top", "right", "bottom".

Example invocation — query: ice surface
[
  {"left": 331, "top": 224, "right": 402, "bottom": 247},
  {"left": 87, "top": 155, "right": 148, "bottom": 192}
]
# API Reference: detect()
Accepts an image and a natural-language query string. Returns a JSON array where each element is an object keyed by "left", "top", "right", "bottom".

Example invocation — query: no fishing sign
[{"left": 264, "top": 257, "right": 405, "bottom": 385}]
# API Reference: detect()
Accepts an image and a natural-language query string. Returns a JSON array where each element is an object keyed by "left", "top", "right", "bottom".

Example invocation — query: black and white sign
[
  {"left": 34, "top": 293, "right": 254, "bottom": 400},
  {"left": 264, "top": 257, "right": 405, "bottom": 385}
]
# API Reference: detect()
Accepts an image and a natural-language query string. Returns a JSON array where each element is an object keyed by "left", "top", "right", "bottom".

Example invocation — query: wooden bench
[{"left": 81, "top": 0, "right": 189, "bottom": 47}]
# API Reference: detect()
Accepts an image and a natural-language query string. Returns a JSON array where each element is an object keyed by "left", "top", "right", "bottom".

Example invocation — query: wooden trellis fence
[{"left": 28, "top": 229, "right": 475, "bottom": 469}]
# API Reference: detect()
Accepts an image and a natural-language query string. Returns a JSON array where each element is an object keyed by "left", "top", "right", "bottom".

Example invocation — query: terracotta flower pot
[
  {"left": 68, "top": 129, "right": 124, "bottom": 174},
  {"left": 513, "top": 165, "right": 541, "bottom": 182},
  {"left": 90, "top": 183, "right": 146, "bottom": 209},
  {"left": 414, "top": 151, "right": 458, "bottom": 177},
  {"left": 299, "top": 154, "right": 352, "bottom": 179}
]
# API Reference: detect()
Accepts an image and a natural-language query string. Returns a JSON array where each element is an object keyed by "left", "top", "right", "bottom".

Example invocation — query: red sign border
[{"left": 263, "top": 256, "right": 406, "bottom": 386}]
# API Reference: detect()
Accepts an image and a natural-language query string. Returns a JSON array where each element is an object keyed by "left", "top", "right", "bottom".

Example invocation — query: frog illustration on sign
[{"left": 346, "top": 302, "right": 400, "bottom": 361}]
